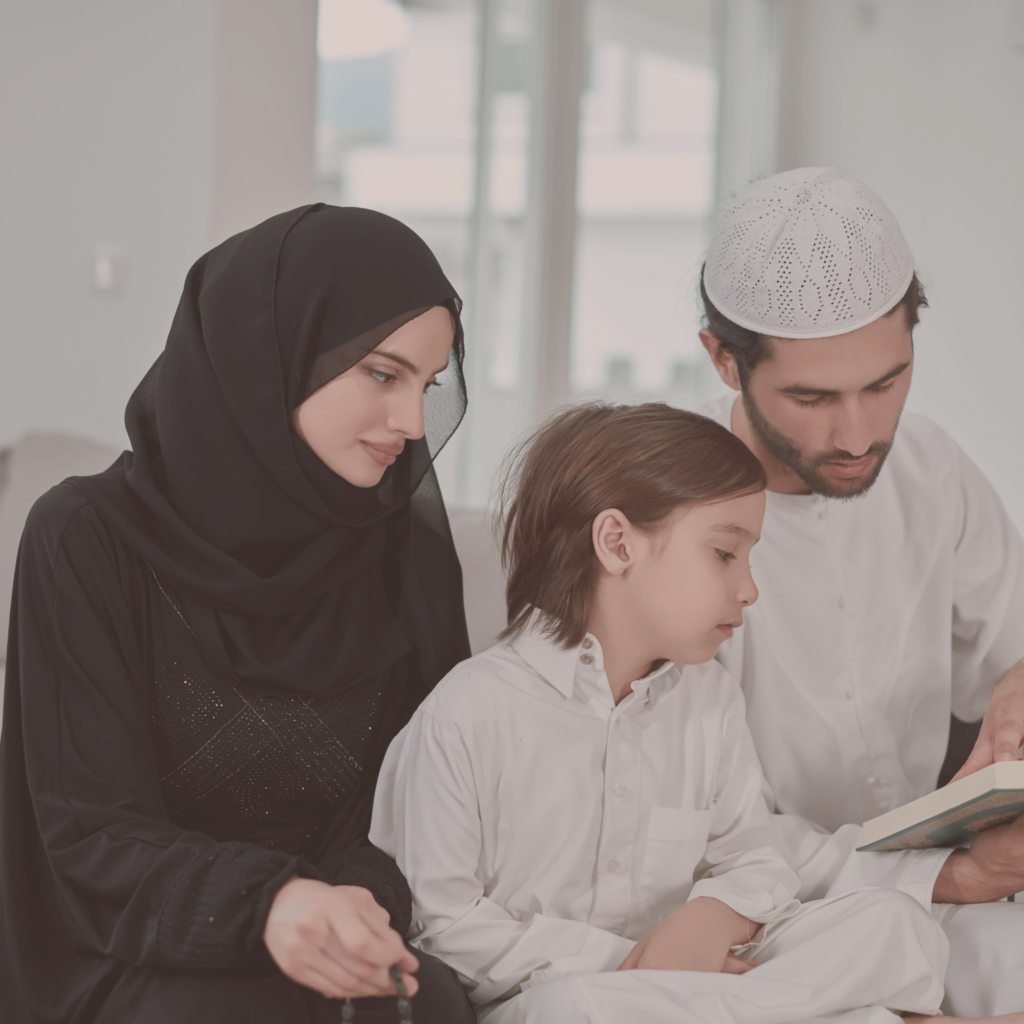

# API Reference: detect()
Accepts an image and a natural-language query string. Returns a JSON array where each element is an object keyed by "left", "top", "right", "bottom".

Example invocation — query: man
[{"left": 698, "top": 166, "right": 1024, "bottom": 1016}]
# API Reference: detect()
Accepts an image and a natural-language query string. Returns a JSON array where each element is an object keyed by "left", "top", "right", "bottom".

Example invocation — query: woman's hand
[
  {"left": 264, "top": 878, "right": 420, "bottom": 1000},
  {"left": 617, "top": 896, "right": 759, "bottom": 974}
]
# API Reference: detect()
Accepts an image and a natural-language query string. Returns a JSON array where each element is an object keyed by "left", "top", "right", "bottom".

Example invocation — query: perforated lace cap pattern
[{"left": 704, "top": 166, "right": 915, "bottom": 339}]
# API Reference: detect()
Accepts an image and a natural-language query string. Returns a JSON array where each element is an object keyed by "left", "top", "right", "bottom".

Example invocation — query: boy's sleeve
[
  {"left": 369, "top": 702, "right": 634, "bottom": 1006},
  {"left": 766, "top": 808, "right": 953, "bottom": 912},
  {"left": 687, "top": 692, "right": 802, "bottom": 924}
]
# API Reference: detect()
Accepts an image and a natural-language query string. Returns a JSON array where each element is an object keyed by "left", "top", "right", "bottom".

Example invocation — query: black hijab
[{"left": 75, "top": 204, "right": 469, "bottom": 695}]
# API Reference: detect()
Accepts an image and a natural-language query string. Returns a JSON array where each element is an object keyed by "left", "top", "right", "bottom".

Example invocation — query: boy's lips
[{"left": 716, "top": 620, "right": 743, "bottom": 636}]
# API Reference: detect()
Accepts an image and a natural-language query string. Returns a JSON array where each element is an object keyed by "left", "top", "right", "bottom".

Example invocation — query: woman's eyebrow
[
  {"left": 371, "top": 349, "right": 451, "bottom": 377},
  {"left": 373, "top": 349, "right": 419, "bottom": 374}
]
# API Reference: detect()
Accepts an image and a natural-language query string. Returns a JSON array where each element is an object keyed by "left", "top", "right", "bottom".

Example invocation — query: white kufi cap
[{"left": 704, "top": 167, "right": 914, "bottom": 339}]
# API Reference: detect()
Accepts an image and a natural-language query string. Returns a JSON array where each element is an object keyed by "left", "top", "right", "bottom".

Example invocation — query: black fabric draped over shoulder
[{"left": 0, "top": 205, "right": 472, "bottom": 1024}]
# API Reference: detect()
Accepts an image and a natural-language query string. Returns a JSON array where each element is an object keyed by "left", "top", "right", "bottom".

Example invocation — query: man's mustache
[{"left": 810, "top": 441, "right": 891, "bottom": 469}]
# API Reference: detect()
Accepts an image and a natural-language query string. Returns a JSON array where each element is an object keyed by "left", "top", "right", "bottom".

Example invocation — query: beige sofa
[{"left": 0, "top": 435, "right": 123, "bottom": 725}]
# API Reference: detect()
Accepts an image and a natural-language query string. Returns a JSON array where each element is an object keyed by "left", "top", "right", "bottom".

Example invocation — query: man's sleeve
[{"left": 949, "top": 443, "right": 1024, "bottom": 721}]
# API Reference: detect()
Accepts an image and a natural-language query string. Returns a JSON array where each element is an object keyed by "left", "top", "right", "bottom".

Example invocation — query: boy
[{"left": 370, "top": 403, "right": 948, "bottom": 1024}]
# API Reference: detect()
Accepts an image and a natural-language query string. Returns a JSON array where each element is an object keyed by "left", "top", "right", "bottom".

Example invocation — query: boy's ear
[
  {"left": 592, "top": 508, "right": 635, "bottom": 576},
  {"left": 699, "top": 328, "right": 742, "bottom": 391}
]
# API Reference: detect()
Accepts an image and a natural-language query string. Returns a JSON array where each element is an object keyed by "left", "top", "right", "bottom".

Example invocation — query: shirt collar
[
  {"left": 509, "top": 612, "right": 680, "bottom": 706},
  {"left": 508, "top": 614, "right": 580, "bottom": 699}
]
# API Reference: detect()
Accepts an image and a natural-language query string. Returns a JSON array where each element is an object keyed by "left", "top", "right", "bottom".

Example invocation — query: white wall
[
  {"left": 777, "top": 0, "right": 1024, "bottom": 524},
  {"left": 0, "top": 0, "right": 316, "bottom": 452}
]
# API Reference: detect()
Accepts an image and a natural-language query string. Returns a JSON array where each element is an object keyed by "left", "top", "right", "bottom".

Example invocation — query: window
[{"left": 315, "top": 0, "right": 727, "bottom": 509}]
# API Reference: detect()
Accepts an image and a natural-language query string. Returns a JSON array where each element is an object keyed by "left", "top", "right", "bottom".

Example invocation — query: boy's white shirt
[
  {"left": 701, "top": 394, "right": 1024, "bottom": 911},
  {"left": 370, "top": 623, "right": 800, "bottom": 1007}
]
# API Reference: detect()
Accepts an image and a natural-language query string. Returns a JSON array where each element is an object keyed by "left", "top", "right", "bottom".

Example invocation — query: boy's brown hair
[{"left": 498, "top": 402, "right": 767, "bottom": 648}]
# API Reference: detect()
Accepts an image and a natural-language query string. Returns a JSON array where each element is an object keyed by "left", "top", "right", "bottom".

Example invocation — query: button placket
[{"left": 590, "top": 711, "right": 638, "bottom": 930}]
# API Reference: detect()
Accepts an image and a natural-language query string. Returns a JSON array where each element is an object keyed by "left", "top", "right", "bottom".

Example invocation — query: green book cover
[{"left": 858, "top": 761, "right": 1024, "bottom": 853}]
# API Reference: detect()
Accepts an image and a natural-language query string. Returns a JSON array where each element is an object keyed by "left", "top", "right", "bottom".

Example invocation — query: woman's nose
[{"left": 388, "top": 386, "right": 426, "bottom": 440}]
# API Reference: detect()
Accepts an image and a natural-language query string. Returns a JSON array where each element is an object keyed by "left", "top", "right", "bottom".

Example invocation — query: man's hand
[
  {"left": 932, "top": 811, "right": 1024, "bottom": 903},
  {"left": 950, "top": 664, "right": 1024, "bottom": 783},
  {"left": 616, "top": 896, "right": 758, "bottom": 974},
  {"left": 264, "top": 879, "right": 419, "bottom": 1001}
]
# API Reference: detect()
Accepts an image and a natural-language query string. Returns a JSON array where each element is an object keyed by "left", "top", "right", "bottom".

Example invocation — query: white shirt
[
  {"left": 370, "top": 624, "right": 800, "bottom": 1007},
  {"left": 702, "top": 394, "right": 1024, "bottom": 906}
]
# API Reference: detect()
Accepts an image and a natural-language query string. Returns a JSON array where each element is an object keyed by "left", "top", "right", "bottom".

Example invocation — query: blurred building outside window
[{"left": 315, "top": 0, "right": 736, "bottom": 509}]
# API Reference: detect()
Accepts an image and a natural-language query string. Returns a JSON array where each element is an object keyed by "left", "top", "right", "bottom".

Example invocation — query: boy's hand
[
  {"left": 616, "top": 896, "right": 758, "bottom": 974},
  {"left": 721, "top": 951, "right": 760, "bottom": 975}
]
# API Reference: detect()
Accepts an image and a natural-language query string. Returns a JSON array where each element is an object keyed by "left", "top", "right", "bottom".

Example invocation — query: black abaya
[{"left": 0, "top": 206, "right": 474, "bottom": 1024}]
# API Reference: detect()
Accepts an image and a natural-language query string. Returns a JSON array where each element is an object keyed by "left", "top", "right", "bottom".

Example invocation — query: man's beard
[{"left": 741, "top": 387, "right": 901, "bottom": 499}]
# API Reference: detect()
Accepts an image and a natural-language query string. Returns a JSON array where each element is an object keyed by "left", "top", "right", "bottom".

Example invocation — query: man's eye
[
  {"left": 795, "top": 395, "right": 826, "bottom": 409},
  {"left": 869, "top": 381, "right": 897, "bottom": 395}
]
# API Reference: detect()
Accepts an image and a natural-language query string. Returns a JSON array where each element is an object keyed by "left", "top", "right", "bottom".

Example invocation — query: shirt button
[
  {"left": 845, "top": 690, "right": 854, "bottom": 700},
  {"left": 837, "top": 596, "right": 846, "bottom": 609},
  {"left": 607, "top": 859, "right": 620, "bottom": 873},
  {"left": 581, "top": 637, "right": 594, "bottom": 650},
  {"left": 817, "top": 511, "right": 825, "bottom": 520},
  {"left": 580, "top": 653, "right": 593, "bottom": 665},
  {"left": 867, "top": 776, "right": 877, "bottom": 785},
  {"left": 613, "top": 784, "right": 630, "bottom": 800}
]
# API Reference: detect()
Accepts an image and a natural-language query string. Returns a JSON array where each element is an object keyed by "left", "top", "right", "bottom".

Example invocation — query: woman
[{"left": 0, "top": 205, "right": 477, "bottom": 1023}]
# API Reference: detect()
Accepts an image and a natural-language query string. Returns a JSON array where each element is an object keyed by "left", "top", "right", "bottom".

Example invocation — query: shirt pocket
[{"left": 638, "top": 807, "right": 711, "bottom": 926}]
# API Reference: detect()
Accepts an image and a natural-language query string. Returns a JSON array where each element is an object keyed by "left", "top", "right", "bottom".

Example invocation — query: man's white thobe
[
  {"left": 703, "top": 393, "right": 1024, "bottom": 1015},
  {"left": 370, "top": 624, "right": 947, "bottom": 1024}
]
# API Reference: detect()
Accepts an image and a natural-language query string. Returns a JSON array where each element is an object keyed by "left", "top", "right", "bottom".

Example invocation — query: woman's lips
[
  {"left": 361, "top": 440, "right": 405, "bottom": 466},
  {"left": 716, "top": 620, "right": 742, "bottom": 637}
]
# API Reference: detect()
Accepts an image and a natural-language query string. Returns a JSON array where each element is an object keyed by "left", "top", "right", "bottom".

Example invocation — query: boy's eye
[{"left": 716, "top": 549, "right": 735, "bottom": 562}]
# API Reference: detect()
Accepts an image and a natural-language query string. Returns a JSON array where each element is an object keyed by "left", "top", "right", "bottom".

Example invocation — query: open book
[{"left": 858, "top": 761, "right": 1024, "bottom": 852}]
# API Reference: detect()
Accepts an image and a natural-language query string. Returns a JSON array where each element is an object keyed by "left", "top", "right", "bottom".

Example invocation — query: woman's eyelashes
[
  {"left": 367, "top": 366, "right": 397, "bottom": 386},
  {"left": 715, "top": 548, "right": 736, "bottom": 562},
  {"left": 365, "top": 365, "right": 442, "bottom": 393}
]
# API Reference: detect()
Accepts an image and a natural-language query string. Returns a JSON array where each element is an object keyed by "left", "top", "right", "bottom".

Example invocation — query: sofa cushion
[{"left": 0, "top": 434, "right": 121, "bottom": 712}]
